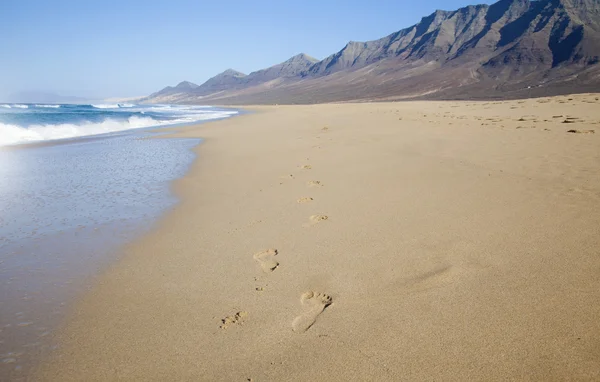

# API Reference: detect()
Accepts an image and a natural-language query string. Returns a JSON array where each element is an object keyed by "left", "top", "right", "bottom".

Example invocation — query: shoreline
[
  {"left": 0, "top": 119, "right": 209, "bottom": 381},
  {"left": 35, "top": 96, "right": 600, "bottom": 380}
]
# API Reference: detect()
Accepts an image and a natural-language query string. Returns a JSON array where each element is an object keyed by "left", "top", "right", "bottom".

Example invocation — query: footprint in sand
[
  {"left": 220, "top": 311, "right": 248, "bottom": 329},
  {"left": 307, "top": 180, "right": 323, "bottom": 187},
  {"left": 309, "top": 215, "right": 328, "bottom": 224},
  {"left": 567, "top": 129, "right": 595, "bottom": 134},
  {"left": 253, "top": 249, "right": 279, "bottom": 272},
  {"left": 297, "top": 197, "right": 313, "bottom": 204},
  {"left": 292, "top": 292, "right": 333, "bottom": 333}
]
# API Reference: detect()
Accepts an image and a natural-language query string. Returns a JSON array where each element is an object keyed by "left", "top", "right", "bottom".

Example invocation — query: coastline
[
  {"left": 0, "top": 120, "right": 211, "bottom": 381},
  {"left": 35, "top": 96, "right": 600, "bottom": 380}
]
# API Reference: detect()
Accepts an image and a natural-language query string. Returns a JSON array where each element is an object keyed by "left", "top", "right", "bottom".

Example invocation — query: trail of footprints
[
  {"left": 221, "top": 129, "right": 332, "bottom": 333},
  {"left": 223, "top": 101, "right": 599, "bottom": 335}
]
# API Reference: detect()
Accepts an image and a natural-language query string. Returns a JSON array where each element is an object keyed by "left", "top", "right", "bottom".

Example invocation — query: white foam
[
  {"left": 0, "top": 111, "right": 238, "bottom": 147},
  {"left": 0, "top": 116, "right": 162, "bottom": 146},
  {"left": 91, "top": 104, "right": 120, "bottom": 109},
  {"left": 145, "top": 105, "right": 229, "bottom": 114},
  {"left": 166, "top": 111, "right": 238, "bottom": 125},
  {"left": 91, "top": 103, "right": 137, "bottom": 109},
  {"left": 0, "top": 104, "right": 32, "bottom": 109},
  {"left": 34, "top": 104, "right": 61, "bottom": 108}
]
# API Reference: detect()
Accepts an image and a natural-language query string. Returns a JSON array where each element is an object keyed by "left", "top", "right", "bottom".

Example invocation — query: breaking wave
[
  {"left": 0, "top": 111, "right": 238, "bottom": 146},
  {"left": 0, "top": 104, "right": 29, "bottom": 109},
  {"left": 91, "top": 104, "right": 120, "bottom": 109},
  {"left": 0, "top": 116, "right": 167, "bottom": 146},
  {"left": 90, "top": 103, "right": 136, "bottom": 109},
  {"left": 34, "top": 104, "right": 61, "bottom": 108}
]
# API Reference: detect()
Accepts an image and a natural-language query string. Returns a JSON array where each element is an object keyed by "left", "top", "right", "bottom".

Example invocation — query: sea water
[
  {"left": 0, "top": 103, "right": 236, "bottom": 146},
  {"left": 0, "top": 103, "right": 238, "bottom": 379}
]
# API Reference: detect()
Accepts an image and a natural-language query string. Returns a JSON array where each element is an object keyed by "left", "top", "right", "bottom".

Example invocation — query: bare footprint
[
  {"left": 253, "top": 249, "right": 279, "bottom": 272},
  {"left": 567, "top": 129, "right": 595, "bottom": 134},
  {"left": 292, "top": 292, "right": 333, "bottom": 332},
  {"left": 297, "top": 197, "right": 313, "bottom": 203},
  {"left": 220, "top": 311, "right": 248, "bottom": 329},
  {"left": 309, "top": 215, "right": 328, "bottom": 224}
]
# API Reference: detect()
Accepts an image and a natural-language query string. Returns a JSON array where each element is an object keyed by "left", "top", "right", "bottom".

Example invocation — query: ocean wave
[
  {"left": 90, "top": 103, "right": 136, "bottom": 109},
  {"left": 166, "top": 111, "right": 239, "bottom": 124},
  {"left": 34, "top": 104, "right": 61, "bottom": 108},
  {"left": 0, "top": 110, "right": 238, "bottom": 146},
  {"left": 145, "top": 105, "right": 226, "bottom": 114},
  {"left": 0, "top": 116, "right": 164, "bottom": 146},
  {"left": 91, "top": 104, "right": 120, "bottom": 109},
  {"left": 0, "top": 104, "right": 31, "bottom": 109}
]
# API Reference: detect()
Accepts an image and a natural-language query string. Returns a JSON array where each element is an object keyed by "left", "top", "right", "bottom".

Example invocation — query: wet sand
[
  {"left": 35, "top": 95, "right": 600, "bottom": 381},
  {"left": 0, "top": 132, "right": 201, "bottom": 381}
]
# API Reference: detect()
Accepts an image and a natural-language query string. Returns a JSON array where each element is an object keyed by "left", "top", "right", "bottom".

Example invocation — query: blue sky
[{"left": 0, "top": 0, "right": 496, "bottom": 99}]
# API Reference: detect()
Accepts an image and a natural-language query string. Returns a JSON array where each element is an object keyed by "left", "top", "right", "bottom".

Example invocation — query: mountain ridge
[{"left": 145, "top": 0, "right": 600, "bottom": 104}]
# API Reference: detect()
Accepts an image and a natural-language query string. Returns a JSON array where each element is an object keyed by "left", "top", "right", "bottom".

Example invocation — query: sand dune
[{"left": 35, "top": 94, "right": 600, "bottom": 381}]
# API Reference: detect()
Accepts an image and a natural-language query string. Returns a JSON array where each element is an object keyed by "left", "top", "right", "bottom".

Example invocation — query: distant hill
[
  {"left": 194, "top": 69, "right": 248, "bottom": 96},
  {"left": 242, "top": 53, "right": 318, "bottom": 86},
  {"left": 145, "top": 0, "right": 600, "bottom": 104},
  {"left": 6, "top": 91, "right": 88, "bottom": 104}
]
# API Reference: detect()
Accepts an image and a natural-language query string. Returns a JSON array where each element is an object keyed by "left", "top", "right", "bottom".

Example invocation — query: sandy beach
[{"left": 35, "top": 95, "right": 600, "bottom": 381}]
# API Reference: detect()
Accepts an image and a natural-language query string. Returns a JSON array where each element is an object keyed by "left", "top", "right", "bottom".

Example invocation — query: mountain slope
[
  {"left": 481, "top": 0, "right": 600, "bottom": 81},
  {"left": 244, "top": 53, "right": 318, "bottom": 85},
  {"left": 144, "top": 81, "right": 200, "bottom": 103},
  {"left": 145, "top": 0, "right": 600, "bottom": 104},
  {"left": 193, "top": 69, "right": 247, "bottom": 96}
]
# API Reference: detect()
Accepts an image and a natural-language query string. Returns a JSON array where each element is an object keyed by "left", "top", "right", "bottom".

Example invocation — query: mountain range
[{"left": 144, "top": 0, "right": 600, "bottom": 104}]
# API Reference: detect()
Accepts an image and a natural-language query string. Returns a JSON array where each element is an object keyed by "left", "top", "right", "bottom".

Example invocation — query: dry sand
[{"left": 35, "top": 94, "right": 600, "bottom": 381}]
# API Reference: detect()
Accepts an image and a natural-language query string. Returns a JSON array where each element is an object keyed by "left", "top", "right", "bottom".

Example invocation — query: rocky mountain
[
  {"left": 193, "top": 69, "right": 248, "bottom": 96},
  {"left": 150, "top": 81, "right": 197, "bottom": 97},
  {"left": 146, "top": 54, "right": 318, "bottom": 102},
  {"left": 245, "top": 53, "right": 318, "bottom": 84},
  {"left": 145, "top": 0, "right": 600, "bottom": 104}
]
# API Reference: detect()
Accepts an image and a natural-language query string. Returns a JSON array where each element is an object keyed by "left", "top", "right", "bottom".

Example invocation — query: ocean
[
  {"left": 0, "top": 103, "right": 238, "bottom": 379},
  {"left": 0, "top": 102, "right": 237, "bottom": 146}
]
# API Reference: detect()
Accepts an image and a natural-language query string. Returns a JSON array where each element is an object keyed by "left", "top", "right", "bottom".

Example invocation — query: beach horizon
[{"left": 33, "top": 95, "right": 600, "bottom": 381}]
